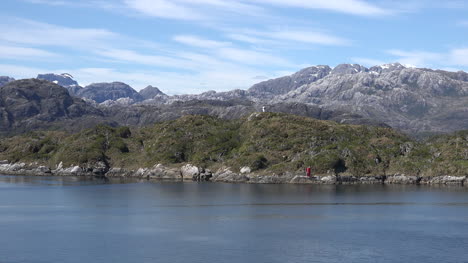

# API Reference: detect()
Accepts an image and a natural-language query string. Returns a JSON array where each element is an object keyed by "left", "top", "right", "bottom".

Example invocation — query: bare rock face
[
  {"left": 240, "top": 166, "right": 251, "bottom": 174},
  {"left": 212, "top": 167, "right": 249, "bottom": 183},
  {"left": 180, "top": 164, "right": 200, "bottom": 180},
  {"left": 248, "top": 65, "right": 331, "bottom": 99},
  {"left": 385, "top": 174, "right": 421, "bottom": 184},
  {"left": 78, "top": 82, "right": 143, "bottom": 103},
  {"left": 130, "top": 164, "right": 181, "bottom": 179},
  {"left": 37, "top": 73, "right": 82, "bottom": 96},
  {"left": 290, "top": 175, "right": 314, "bottom": 184},
  {"left": 0, "top": 76, "right": 15, "bottom": 87},
  {"left": 0, "top": 79, "right": 104, "bottom": 134},
  {"left": 267, "top": 64, "right": 468, "bottom": 134},
  {"left": 139, "top": 85, "right": 166, "bottom": 100},
  {"left": 429, "top": 176, "right": 466, "bottom": 185},
  {"left": 133, "top": 63, "right": 467, "bottom": 134},
  {"left": 331, "top": 64, "right": 367, "bottom": 74}
]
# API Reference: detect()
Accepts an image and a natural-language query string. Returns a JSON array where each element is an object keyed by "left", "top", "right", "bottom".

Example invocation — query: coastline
[{"left": 0, "top": 161, "right": 466, "bottom": 186}]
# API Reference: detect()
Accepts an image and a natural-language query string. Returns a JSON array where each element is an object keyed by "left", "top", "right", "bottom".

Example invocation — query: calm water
[{"left": 1, "top": 176, "right": 468, "bottom": 263}]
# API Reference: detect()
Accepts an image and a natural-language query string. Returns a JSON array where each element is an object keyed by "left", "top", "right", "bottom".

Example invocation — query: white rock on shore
[{"left": 180, "top": 164, "right": 199, "bottom": 180}]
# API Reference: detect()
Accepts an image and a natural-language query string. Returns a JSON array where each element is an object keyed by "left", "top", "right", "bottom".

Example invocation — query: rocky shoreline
[{"left": 0, "top": 161, "right": 466, "bottom": 186}]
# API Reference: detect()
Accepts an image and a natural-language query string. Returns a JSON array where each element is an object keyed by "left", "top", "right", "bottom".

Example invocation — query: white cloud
[
  {"left": 265, "top": 30, "right": 350, "bottom": 46},
  {"left": 123, "top": 0, "right": 267, "bottom": 21},
  {"left": 216, "top": 47, "right": 291, "bottom": 66},
  {"left": 225, "top": 34, "right": 267, "bottom": 44},
  {"left": 458, "top": 20, "right": 468, "bottom": 27},
  {"left": 0, "top": 64, "right": 46, "bottom": 79},
  {"left": 386, "top": 49, "right": 444, "bottom": 67},
  {"left": 123, "top": 0, "right": 204, "bottom": 20},
  {"left": 251, "top": 0, "right": 389, "bottom": 16},
  {"left": 0, "top": 17, "right": 300, "bottom": 93},
  {"left": 94, "top": 48, "right": 198, "bottom": 70},
  {"left": 354, "top": 47, "right": 468, "bottom": 71},
  {"left": 351, "top": 57, "right": 387, "bottom": 67},
  {"left": 173, "top": 35, "right": 231, "bottom": 48},
  {"left": 0, "top": 18, "right": 118, "bottom": 49},
  {"left": 449, "top": 48, "right": 468, "bottom": 66},
  {"left": 0, "top": 45, "right": 58, "bottom": 59},
  {"left": 223, "top": 28, "right": 350, "bottom": 47}
]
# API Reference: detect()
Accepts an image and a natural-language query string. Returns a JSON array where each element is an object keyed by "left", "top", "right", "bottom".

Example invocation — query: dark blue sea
[{"left": 1, "top": 175, "right": 468, "bottom": 263}]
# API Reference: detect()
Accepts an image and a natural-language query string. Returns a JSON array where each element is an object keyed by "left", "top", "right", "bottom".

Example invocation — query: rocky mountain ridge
[
  {"left": 146, "top": 63, "right": 467, "bottom": 134},
  {"left": 0, "top": 76, "right": 15, "bottom": 87},
  {"left": 3, "top": 63, "right": 467, "bottom": 135},
  {"left": 0, "top": 79, "right": 107, "bottom": 135},
  {"left": 0, "top": 79, "right": 384, "bottom": 135},
  {"left": 37, "top": 73, "right": 82, "bottom": 96}
]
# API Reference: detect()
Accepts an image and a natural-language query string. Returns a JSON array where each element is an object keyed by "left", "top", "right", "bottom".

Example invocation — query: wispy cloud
[
  {"left": 0, "top": 18, "right": 118, "bottom": 49},
  {"left": 225, "top": 34, "right": 266, "bottom": 44},
  {"left": 252, "top": 0, "right": 389, "bottom": 16},
  {"left": 449, "top": 48, "right": 468, "bottom": 66},
  {"left": 386, "top": 49, "right": 443, "bottom": 66},
  {"left": 123, "top": 0, "right": 204, "bottom": 20},
  {"left": 263, "top": 30, "right": 350, "bottom": 46},
  {"left": 173, "top": 35, "right": 231, "bottom": 48},
  {"left": 123, "top": 0, "right": 267, "bottom": 21},
  {"left": 458, "top": 20, "right": 468, "bottom": 27},
  {"left": 216, "top": 47, "right": 291, "bottom": 66},
  {"left": 354, "top": 47, "right": 468, "bottom": 71},
  {"left": 225, "top": 28, "right": 350, "bottom": 47},
  {"left": 0, "top": 44, "right": 58, "bottom": 59}
]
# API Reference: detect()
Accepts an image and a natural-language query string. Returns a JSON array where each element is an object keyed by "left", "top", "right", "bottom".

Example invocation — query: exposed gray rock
[
  {"left": 78, "top": 82, "right": 143, "bottom": 103},
  {"left": 37, "top": 73, "right": 82, "bottom": 96},
  {"left": 131, "top": 63, "right": 467, "bottom": 134},
  {"left": 358, "top": 176, "right": 385, "bottom": 184},
  {"left": 290, "top": 175, "right": 315, "bottom": 184},
  {"left": 240, "top": 166, "right": 251, "bottom": 174},
  {"left": 54, "top": 166, "right": 84, "bottom": 176},
  {"left": 320, "top": 175, "right": 337, "bottom": 184},
  {"left": 0, "top": 79, "right": 105, "bottom": 135},
  {"left": 0, "top": 162, "right": 26, "bottom": 173},
  {"left": 386, "top": 174, "right": 421, "bottom": 184},
  {"left": 272, "top": 64, "right": 468, "bottom": 134},
  {"left": 212, "top": 167, "right": 249, "bottom": 183},
  {"left": 92, "top": 161, "right": 109, "bottom": 175},
  {"left": 331, "top": 64, "right": 368, "bottom": 74},
  {"left": 0, "top": 76, "right": 15, "bottom": 87},
  {"left": 139, "top": 85, "right": 166, "bottom": 100},
  {"left": 35, "top": 166, "right": 51, "bottom": 174},
  {"left": 248, "top": 174, "right": 294, "bottom": 184},
  {"left": 429, "top": 175, "right": 466, "bottom": 185},
  {"left": 248, "top": 65, "right": 331, "bottom": 99},
  {"left": 130, "top": 164, "right": 181, "bottom": 180},
  {"left": 0, "top": 161, "right": 466, "bottom": 186},
  {"left": 180, "top": 164, "right": 200, "bottom": 180},
  {"left": 105, "top": 167, "right": 134, "bottom": 177}
]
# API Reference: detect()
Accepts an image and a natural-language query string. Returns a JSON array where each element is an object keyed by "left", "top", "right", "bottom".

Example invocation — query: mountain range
[{"left": 1, "top": 63, "right": 467, "bottom": 135}]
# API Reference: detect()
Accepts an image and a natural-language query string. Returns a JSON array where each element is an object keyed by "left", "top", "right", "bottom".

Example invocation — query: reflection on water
[{"left": 0, "top": 175, "right": 468, "bottom": 263}]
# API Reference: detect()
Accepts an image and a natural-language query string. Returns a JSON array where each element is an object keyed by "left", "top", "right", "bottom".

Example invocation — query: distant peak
[
  {"left": 61, "top": 73, "right": 74, "bottom": 79},
  {"left": 331, "top": 63, "right": 368, "bottom": 74},
  {"left": 139, "top": 85, "right": 166, "bottom": 100},
  {"left": 379, "top": 62, "right": 406, "bottom": 70}
]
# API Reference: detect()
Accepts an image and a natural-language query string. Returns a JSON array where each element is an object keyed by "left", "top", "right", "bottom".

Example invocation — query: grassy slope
[{"left": 0, "top": 113, "right": 466, "bottom": 177}]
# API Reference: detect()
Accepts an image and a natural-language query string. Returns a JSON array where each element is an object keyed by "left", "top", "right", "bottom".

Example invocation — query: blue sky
[{"left": 0, "top": 0, "right": 467, "bottom": 94}]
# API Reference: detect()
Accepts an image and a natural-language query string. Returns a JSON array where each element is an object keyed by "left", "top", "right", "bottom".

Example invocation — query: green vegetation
[{"left": 0, "top": 112, "right": 466, "bottom": 177}]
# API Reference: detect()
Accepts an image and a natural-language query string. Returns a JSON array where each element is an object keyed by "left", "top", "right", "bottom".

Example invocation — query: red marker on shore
[{"left": 306, "top": 167, "right": 311, "bottom": 177}]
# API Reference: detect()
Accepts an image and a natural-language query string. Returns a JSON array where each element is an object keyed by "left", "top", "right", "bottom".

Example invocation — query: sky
[{"left": 0, "top": 0, "right": 467, "bottom": 94}]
